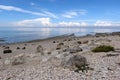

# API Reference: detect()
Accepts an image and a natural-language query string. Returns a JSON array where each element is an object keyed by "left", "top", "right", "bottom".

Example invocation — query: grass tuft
[{"left": 92, "top": 45, "right": 114, "bottom": 52}]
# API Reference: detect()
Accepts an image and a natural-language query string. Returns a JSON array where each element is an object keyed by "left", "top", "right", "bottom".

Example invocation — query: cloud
[
  {"left": 62, "top": 11, "right": 77, "bottom": 18},
  {"left": 0, "top": 5, "right": 57, "bottom": 18},
  {"left": 42, "top": 10, "right": 58, "bottom": 18},
  {"left": 94, "top": 20, "right": 112, "bottom": 26},
  {"left": 13, "top": 18, "right": 88, "bottom": 27},
  {"left": 13, "top": 18, "right": 52, "bottom": 27},
  {"left": 94, "top": 20, "right": 120, "bottom": 26},
  {"left": 12, "top": 17, "right": 120, "bottom": 28},
  {"left": 62, "top": 10, "right": 87, "bottom": 18},
  {"left": 57, "top": 21, "right": 88, "bottom": 27}
]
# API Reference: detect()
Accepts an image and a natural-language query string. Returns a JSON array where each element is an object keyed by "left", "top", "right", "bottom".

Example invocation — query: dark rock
[
  {"left": 16, "top": 47, "right": 20, "bottom": 50},
  {"left": 36, "top": 45, "right": 44, "bottom": 55},
  {"left": 53, "top": 41, "right": 56, "bottom": 43},
  {"left": 22, "top": 47, "right": 26, "bottom": 50},
  {"left": 47, "top": 52, "right": 51, "bottom": 55},
  {"left": 24, "top": 44, "right": 27, "bottom": 46},
  {"left": 3, "top": 50, "right": 12, "bottom": 54},
  {"left": 77, "top": 41, "right": 82, "bottom": 44}
]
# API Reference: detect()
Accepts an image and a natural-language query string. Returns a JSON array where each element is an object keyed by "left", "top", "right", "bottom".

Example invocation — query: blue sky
[{"left": 0, "top": 0, "right": 120, "bottom": 27}]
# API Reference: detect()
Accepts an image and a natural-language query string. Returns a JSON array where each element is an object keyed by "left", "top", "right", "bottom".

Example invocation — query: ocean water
[{"left": 0, "top": 26, "right": 120, "bottom": 43}]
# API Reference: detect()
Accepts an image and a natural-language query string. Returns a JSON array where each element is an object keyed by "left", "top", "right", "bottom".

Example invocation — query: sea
[{"left": 0, "top": 26, "right": 120, "bottom": 44}]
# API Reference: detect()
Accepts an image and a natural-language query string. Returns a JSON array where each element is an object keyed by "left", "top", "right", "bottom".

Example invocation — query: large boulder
[
  {"left": 69, "top": 46, "right": 82, "bottom": 53},
  {"left": 61, "top": 54, "right": 87, "bottom": 70},
  {"left": 11, "top": 53, "right": 25, "bottom": 65}
]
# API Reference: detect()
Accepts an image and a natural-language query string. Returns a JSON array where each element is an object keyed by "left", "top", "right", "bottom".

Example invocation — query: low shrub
[
  {"left": 92, "top": 45, "right": 114, "bottom": 52},
  {"left": 74, "top": 64, "right": 94, "bottom": 73}
]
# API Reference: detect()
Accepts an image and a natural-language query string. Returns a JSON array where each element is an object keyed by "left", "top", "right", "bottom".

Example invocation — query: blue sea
[{"left": 0, "top": 26, "right": 120, "bottom": 43}]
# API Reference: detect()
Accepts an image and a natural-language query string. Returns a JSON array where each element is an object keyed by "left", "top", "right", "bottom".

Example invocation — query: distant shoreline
[
  {"left": 0, "top": 33, "right": 75, "bottom": 45},
  {"left": 1, "top": 31, "right": 120, "bottom": 45}
]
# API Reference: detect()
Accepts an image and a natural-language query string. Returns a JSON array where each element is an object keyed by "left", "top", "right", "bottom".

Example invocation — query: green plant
[
  {"left": 92, "top": 45, "right": 114, "bottom": 52},
  {"left": 74, "top": 64, "right": 89, "bottom": 73}
]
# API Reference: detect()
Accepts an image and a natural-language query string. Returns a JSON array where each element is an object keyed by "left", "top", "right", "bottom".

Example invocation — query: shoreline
[
  {"left": 4, "top": 31, "right": 120, "bottom": 45},
  {"left": 0, "top": 33, "right": 76, "bottom": 45},
  {"left": 0, "top": 32, "right": 120, "bottom": 45},
  {"left": 0, "top": 31, "right": 119, "bottom": 46}
]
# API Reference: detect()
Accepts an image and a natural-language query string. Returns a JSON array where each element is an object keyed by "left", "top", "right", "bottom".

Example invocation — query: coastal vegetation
[{"left": 92, "top": 45, "right": 114, "bottom": 52}]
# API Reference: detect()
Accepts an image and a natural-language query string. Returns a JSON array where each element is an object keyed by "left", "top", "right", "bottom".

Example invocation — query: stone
[
  {"left": 4, "top": 58, "right": 11, "bottom": 65},
  {"left": 70, "top": 46, "right": 83, "bottom": 53},
  {"left": 36, "top": 45, "right": 44, "bottom": 55},
  {"left": 11, "top": 53, "right": 25, "bottom": 65},
  {"left": 3, "top": 49, "right": 12, "bottom": 54},
  {"left": 61, "top": 54, "right": 87, "bottom": 70},
  {"left": 16, "top": 47, "right": 20, "bottom": 50},
  {"left": 22, "top": 47, "right": 26, "bottom": 50}
]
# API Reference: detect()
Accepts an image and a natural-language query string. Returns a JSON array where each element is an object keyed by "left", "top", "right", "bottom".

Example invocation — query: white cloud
[
  {"left": 42, "top": 10, "right": 58, "bottom": 18},
  {"left": 0, "top": 5, "right": 57, "bottom": 18},
  {"left": 94, "top": 20, "right": 120, "bottom": 26},
  {"left": 13, "top": 18, "right": 52, "bottom": 27},
  {"left": 94, "top": 20, "right": 112, "bottom": 26},
  {"left": 13, "top": 18, "right": 88, "bottom": 27},
  {"left": 57, "top": 21, "right": 88, "bottom": 27},
  {"left": 62, "top": 10, "right": 87, "bottom": 18},
  {"left": 62, "top": 11, "right": 77, "bottom": 18},
  {"left": 12, "top": 18, "right": 120, "bottom": 28},
  {"left": 0, "top": 5, "right": 45, "bottom": 16}
]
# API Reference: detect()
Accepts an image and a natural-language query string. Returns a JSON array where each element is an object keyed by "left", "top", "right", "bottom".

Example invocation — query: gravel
[{"left": 0, "top": 51, "right": 120, "bottom": 80}]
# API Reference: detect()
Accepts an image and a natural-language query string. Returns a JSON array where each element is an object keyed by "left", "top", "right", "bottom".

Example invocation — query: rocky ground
[{"left": 0, "top": 33, "right": 120, "bottom": 80}]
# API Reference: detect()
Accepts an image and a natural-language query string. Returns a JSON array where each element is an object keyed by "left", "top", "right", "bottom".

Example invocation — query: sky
[{"left": 0, "top": 0, "right": 120, "bottom": 27}]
